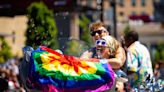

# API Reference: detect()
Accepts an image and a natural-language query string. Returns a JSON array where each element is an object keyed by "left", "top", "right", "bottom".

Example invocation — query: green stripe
[{"left": 32, "top": 52, "right": 106, "bottom": 80}]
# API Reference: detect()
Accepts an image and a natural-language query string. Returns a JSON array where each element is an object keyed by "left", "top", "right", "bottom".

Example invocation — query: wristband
[{"left": 100, "top": 59, "right": 108, "bottom": 64}]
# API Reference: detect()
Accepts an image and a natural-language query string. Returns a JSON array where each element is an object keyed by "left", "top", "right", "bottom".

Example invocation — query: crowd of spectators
[{"left": 0, "top": 57, "right": 25, "bottom": 92}]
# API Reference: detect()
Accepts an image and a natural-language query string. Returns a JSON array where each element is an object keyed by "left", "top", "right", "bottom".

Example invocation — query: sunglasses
[
  {"left": 90, "top": 30, "right": 102, "bottom": 36},
  {"left": 95, "top": 40, "right": 107, "bottom": 46}
]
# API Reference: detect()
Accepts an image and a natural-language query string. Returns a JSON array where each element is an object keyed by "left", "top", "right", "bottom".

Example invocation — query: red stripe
[{"left": 40, "top": 46, "right": 62, "bottom": 56}]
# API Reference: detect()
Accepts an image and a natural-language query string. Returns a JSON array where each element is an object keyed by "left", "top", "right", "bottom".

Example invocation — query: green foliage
[
  {"left": 154, "top": 42, "right": 164, "bottom": 61},
  {"left": 0, "top": 37, "right": 13, "bottom": 63},
  {"left": 123, "top": 24, "right": 131, "bottom": 35},
  {"left": 79, "top": 14, "right": 93, "bottom": 47},
  {"left": 65, "top": 15, "right": 91, "bottom": 57},
  {"left": 25, "top": 2, "right": 58, "bottom": 49},
  {"left": 65, "top": 40, "right": 89, "bottom": 57}
]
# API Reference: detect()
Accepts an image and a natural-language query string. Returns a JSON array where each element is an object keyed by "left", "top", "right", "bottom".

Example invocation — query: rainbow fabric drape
[{"left": 28, "top": 46, "right": 115, "bottom": 92}]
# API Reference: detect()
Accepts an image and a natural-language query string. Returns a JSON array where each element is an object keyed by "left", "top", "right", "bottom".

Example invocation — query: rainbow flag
[{"left": 27, "top": 46, "right": 115, "bottom": 92}]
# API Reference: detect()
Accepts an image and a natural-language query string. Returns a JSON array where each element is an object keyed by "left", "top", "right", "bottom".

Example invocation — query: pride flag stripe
[{"left": 28, "top": 46, "right": 115, "bottom": 92}]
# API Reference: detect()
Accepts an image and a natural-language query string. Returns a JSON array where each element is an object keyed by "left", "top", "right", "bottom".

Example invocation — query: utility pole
[
  {"left": 110, "top": 0, "right": 117, "bottom": 38},
  {"left": 100, "top": 0, "right": 104, "bottom": 22}
]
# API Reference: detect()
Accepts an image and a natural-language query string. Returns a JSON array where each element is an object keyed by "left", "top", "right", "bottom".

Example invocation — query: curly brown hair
[{"left": 89, "top": 22, "right": 106, "bottom": 32}]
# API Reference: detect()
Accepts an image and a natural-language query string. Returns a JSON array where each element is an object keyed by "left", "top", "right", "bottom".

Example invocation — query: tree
[
  {"left": 79, "top": 14, "right": 93, "bottom": 47},
  {"left": 123, "top": 24, "right": 131, "bottom": 35},
  {"left": 25, "top": 2, "right": 58, "bottom": 49},
  {"left": 0, "top": 37, "right": 13, "bottom": 63},
  {"left": 65, "top": 39, "right": 89, "bottom": 57},
  {"left": 154, "top": 42, "right": 164, "bottom": 61}
]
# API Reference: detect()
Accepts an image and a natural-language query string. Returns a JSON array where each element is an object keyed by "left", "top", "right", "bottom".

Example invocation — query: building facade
[
  {"left": 116, "top": 0, "right": 154, "bottom": 22},
  {"left": 0, "top": 0, "right": 163, "bottom": 57}
]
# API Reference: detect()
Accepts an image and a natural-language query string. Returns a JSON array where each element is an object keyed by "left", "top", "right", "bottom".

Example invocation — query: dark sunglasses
[
  {"left": 90, "top": 30, "right": 102, "bottom": 36},
  {"left": 95, "top": 40, "right": 107, "bottom": 46}
]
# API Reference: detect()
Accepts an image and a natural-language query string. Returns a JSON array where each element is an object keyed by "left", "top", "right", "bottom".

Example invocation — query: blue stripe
[
  {"left": 29, "top": 48, "right": 113, "bottom": 89},
  {"left": 30, "top": 64, "right": 112, "bottom": 89}
]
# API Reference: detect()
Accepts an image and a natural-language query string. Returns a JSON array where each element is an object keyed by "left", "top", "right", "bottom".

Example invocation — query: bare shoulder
[{"left": 116, "top": 46, "right": 126, "bottom": 63}]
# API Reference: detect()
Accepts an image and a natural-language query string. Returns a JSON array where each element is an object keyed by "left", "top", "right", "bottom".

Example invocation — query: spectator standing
[{"left": 124, "top": 30, "right": 153, "bottom": 88}]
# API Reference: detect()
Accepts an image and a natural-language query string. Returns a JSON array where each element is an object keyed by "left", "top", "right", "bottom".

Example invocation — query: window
[
  {"left": 119, "top": 0, "right": 124, "bottom": 7},
  {"left": 119, "top": 12, "right": 124, "bottom": 16},
  {"left": 141, "top": 11, "right": 146, "bottom": 15},
  {"left": 141, "top": 0, "right": 146, "bottom": 6},
  {"left": 131, "top": 0, "right": 136, "bottom": 6},
  {"left": 131, "top": 11, "right": 136, "bottom": 16}
]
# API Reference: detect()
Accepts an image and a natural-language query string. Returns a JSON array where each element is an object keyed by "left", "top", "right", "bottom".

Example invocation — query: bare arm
[
  {"left": 107, "top": 46, "right": 126, "bottom": 69},
  {"left": 80, "top": 46, "right": 126, "bottom": 69},
  {"left": 80, "top": 50, "right": 93, "bottom": 59}
]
